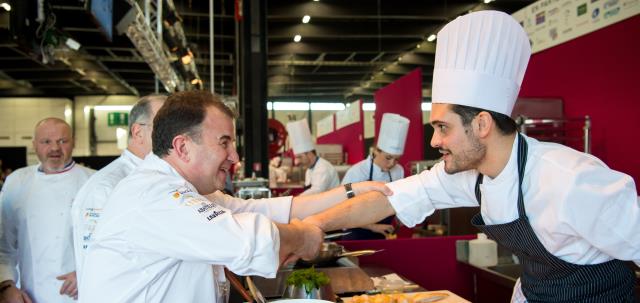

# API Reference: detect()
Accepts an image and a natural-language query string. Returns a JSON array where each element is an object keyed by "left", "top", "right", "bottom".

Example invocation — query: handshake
[
  {"left": 278, "top": 218, "right": 325, "bottom": 266},
  {"left": 277, "top": 181, "right": 394, "bottom": 266}
]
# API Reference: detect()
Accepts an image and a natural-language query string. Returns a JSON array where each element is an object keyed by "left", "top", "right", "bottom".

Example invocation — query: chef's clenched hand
[
  {"left": 56, "top": 271, "right": 78, "bottom": 300},
  {"left": 276, "top": 219, "right": 324, "bottom": 266},
  {"left": 0, "top": 281, "right": 32, "bottom": 303}
]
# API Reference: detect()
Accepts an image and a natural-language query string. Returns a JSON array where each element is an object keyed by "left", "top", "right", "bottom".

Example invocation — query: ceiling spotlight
[
  {"left": 427, "top": 34, "right": 437, "bottom": 42},
  {"left": 302, "top": 15, "right": 311, "bottom": 23},
  {"left": 398, "top": 56, "right": 403, "bottom": 61},
  {"left": 294, "top": 35, "right": 302, "bottom": 42},
  {"left": 416, "top": 44, "right": 421, "bottom": 48},
  {"left": 313, "top": 0, "right": 319, "bottom": 2},
  {"left": 483, "top": 0, "right": 495, "bottom": 3},
  {"left": 0, "top": 3, "right": 10, "bottom": 11}
]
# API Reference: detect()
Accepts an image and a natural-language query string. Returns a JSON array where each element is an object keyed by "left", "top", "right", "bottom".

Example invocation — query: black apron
[
  {"left": 471, "top": 133, "right": 636, "bottom": 302},
  {"left": 343, "top": 157, "right": 394, "bottom": 241},
  {"left": 302, "top": 157, "right": 320, "bottom": 191}
]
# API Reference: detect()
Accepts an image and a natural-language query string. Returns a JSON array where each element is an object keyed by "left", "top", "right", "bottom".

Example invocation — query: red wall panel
[
  {"left": 317, "top": 107, "right": 366, "bottom": 165},
  {"left": 519, "top": 15, "right": 640, "bottom": 188},
  {"left": 374, "top": 68, "right": 424, "bottom": 176}
]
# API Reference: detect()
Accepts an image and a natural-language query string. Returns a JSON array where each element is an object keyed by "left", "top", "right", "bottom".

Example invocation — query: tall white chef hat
[
  {"left": 432, "top": 10, "right": 531, "bottom": 116},
  {"left": 286, "top": 119, "right": 315, "bottom": 155},
  {"left": 377, "top": 113, "right": 410, "bottom": 155}
]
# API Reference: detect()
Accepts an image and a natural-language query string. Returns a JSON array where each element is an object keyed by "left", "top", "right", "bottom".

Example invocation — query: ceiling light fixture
[
  {"left": 416, "top": 44, "right": 421, "bottom": 48},
  {"left": 294, "top": 35, "right": 302, "bottom": 42},
  {"left": 302, "top": 15, "right": 311, "bottom": 23},
  {"left": 0, "top": 3, "right": 10, "bottom": 11},
  {"left": 427, "top": 34, "right": 437, "bottom": 42},
  {"left": 483, "top": 0, "right": 495, "bottom": 3}
]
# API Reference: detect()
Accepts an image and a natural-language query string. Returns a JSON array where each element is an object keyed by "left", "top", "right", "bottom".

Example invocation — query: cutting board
[{"left": 341, "top": 290, "right": 470, "bottom": 303}]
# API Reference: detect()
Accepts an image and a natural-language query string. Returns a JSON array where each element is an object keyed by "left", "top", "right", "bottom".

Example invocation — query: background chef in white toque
[
  {"left": 287, "top": 119, "right": 340, "bottom": 196},
  {"left": 340, "top": 113, "right": 409, "bottom": 240},
  {"left": 303, "top": 10, "right": 640, "bottom": 302}
]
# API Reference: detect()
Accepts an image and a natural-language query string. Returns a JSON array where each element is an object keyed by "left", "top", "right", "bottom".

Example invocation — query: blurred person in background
[
  {"left": 286, "top": 119, "right": 339, "bottom": 195},
  {"left": 0, "top": 118, "right": 94, "bottom": 303},
  {"left": 71, "top": 94, "right": 166, "bottom": 291},
  {"left": 340, "top": 113, "right": 410, "bottom": 240}
]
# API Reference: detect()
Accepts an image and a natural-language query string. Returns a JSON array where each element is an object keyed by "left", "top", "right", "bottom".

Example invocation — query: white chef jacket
[
  {"left": 341, "top": 155, "right": 404, "bottom": 184},
  {"left": 302, "top": 157, "right": 340, "bottom": 196},
  {"left": 79, "top": 154, "right": 292, "bottom": 303},
  {"left": 386, "top": 134, "right": 640, "bottom": 300},
  {"left": 0, "top": 162, "right": 94, "bottom": 303},
  {"left": 71, "top": 149, "right": 143, "bottom": 283}
]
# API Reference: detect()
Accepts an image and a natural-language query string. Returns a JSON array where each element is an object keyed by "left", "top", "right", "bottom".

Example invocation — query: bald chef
[
  {"left": 304, "top": 10, "right": 640, "bottom": 302},
  {"left": 287, "top": 119, "right": 340, "bottom": 195},
  {"left": 341, "top": 113, "right": 409, "bottom": 240}
]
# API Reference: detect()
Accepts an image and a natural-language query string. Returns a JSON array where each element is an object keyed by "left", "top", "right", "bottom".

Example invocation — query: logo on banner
[
  {"left": 549, "top": 28, "right": 558, "bottom": 40},
  {"left": 577, "top": 3, "right": 588, "bottom": 16},
  {"left": 604, "top": 6, "right": 621, "bottom": 18},
  {"left": 604, "top": 0, "right": 619, "bottom": 8},
  {"left": 536, "top": 11, "right": 546, "bottom": 24}
]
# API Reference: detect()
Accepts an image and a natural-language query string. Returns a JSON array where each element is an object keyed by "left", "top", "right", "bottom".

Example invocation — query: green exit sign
[{"left": 108, "top": 112, "right": 129, "bottom": 126}]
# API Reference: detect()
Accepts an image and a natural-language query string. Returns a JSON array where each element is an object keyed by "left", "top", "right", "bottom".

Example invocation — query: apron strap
[
  {"left": 474, "top": 133, "right": 529, "bottom": 218},
  {"left": 369, "top": 156, "right": 393, "bottom": 182}
]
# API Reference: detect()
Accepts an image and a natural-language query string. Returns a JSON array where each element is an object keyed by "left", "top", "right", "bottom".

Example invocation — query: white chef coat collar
[
  {"left": 122, "top": 148, "right": 145, "bottom": 165},
  {"left": 144, "top": 154, "right": 196, "bottom": 188},
  {"left": 481, "top": 134, "right": 520, "bottom": 185},
  {"left": 37, "top": 160, "right": 76, "bottom": 175}
]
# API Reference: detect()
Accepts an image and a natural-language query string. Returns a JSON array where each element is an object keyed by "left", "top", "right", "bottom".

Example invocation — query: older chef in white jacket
[
  {"left": 304, "top": 11, "right": 640, "bottom": 302},
  {"left": 0, "top": 118, "right": 94, "bottom": 303},
  {"left": 341, "top": 113, "right": 409, "bottom": 240},
  {"left": 71, "top": 94, "right": 165, "bottom": 285},
  {"left": 287, "top": 119, "right": 340, "bottom": 196},
  {"left": 79, "top": 91, "right": 390, "bottom": 303}
]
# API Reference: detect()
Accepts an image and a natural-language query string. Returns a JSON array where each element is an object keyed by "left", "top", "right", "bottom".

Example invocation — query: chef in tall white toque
[
  {"left": 303, "top": 10, "right": 640, "bottom": 302},
  {"left": 287, "top": 119, "right": 340, "bottom": 196}
]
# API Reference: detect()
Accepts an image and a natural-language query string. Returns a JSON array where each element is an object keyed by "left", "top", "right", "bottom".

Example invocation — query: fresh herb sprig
[{"left": 285, "top": 267, "right": 330, "bottom": 294}]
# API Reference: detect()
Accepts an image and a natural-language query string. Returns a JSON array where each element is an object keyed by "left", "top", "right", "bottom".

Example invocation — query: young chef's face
[
  {"left": 187, "top": 106, "right": 239, "bottom": 194},
  {"left": 372, "top": 148, "right": 401, "bottom": 172},
  {"left": 33, "top": 119, "right": 74, "bottom": 173},
  {"left": 429, "top": 104, "right": 486, "bottom": 174}
]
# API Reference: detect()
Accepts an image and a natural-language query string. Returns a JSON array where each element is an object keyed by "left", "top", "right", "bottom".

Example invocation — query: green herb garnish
[{"left": 285, "top": 267, "right": 330, "bottom": 294}]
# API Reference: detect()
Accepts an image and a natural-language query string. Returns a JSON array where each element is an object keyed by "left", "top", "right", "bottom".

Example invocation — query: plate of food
[{"left": 341, "top": 291, "right": 470, "bottom": 303}]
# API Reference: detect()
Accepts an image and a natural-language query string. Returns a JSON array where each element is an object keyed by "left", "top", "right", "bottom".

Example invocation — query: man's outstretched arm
[
  {"left": 302, "top": 191, "right": 396, "bottom": 232},
  {"left": 290, "top": 181, "right": 393, "bottom": 220}
]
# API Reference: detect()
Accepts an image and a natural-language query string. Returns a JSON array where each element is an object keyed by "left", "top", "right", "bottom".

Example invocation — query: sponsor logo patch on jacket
[{"left": 169, "top": 186, "right": 194, "bottom": 199}]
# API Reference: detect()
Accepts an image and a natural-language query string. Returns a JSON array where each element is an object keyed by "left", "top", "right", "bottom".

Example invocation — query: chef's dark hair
[
  {"left": 128, "top": 94, "right": 167, "bottom": 137},
  {"left": 152, "top": 91, "right": 236, "bottom": 157},
  {"left": 451, "top": 104, "right": 517, "bottom": 135}
]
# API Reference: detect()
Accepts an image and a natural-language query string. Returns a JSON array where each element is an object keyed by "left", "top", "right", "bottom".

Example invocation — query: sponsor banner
[
  {"left": 316, "top": 114, "right": 334, "bottom": 137},
  {"left": 512, "top": 0, "right": 640, "bottom": 53},
  {"left": 335, "top": 100, "right": 361, "bottom": 130}
]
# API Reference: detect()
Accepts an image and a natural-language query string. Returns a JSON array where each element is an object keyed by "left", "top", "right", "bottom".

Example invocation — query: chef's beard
[{"left": 442, "top": 133, "right": 486, "bottom": 174}]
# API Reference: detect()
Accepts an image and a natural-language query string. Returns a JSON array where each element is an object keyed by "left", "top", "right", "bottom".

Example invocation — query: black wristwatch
[{"left": 344, "top": 183, "right": 355, "bottom": 199}]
